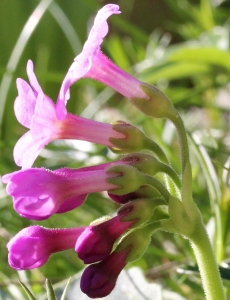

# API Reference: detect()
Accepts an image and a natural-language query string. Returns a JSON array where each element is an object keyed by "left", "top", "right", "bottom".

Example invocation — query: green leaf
[
  {"left": 140, "top": 61, "right": 210, "bottom": 83},
  {"left": 60, "top": 277, "right": 72, "bottom": 300},
  {"left": 46, "top": 279, "right": 57, "bottom": 300},
  {"left": 168, "top": 47, "right": 230, "bottom": 70},
  {"left": 19, "top": 281, "right": 36, "bottom": 300}
]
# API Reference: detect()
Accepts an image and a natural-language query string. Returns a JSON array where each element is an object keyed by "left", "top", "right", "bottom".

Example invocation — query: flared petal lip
[{"left": 56, "top": 4, "right": 121, "bottom": 120}]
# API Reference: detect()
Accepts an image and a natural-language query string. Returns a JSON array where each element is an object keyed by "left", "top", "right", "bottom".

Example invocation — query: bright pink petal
[
  {"left": 13, "top": 131, "right": 48, "bottom": 168},
  {"left": 26, "top": 60, "right": 42, "bottom": 94},
  {"left": 56, "top": 194, "right": 88, "bottom": 213},
  {"left": 31, "top": 93, "right": 57, "bottom": 140},
  {"left": 14, "top": 196, "right": 57, "bottom": 221},
  {"left": 56, "top": 4, "right": 120, "bottom": 120},
  {"left": 14, "top": 79, "right": 37, "bottom": 128}
]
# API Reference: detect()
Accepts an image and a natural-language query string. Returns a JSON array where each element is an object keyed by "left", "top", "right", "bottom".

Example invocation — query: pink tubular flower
[
  {"left": 7, "top": 225, "right": 85, "bottom": 270},
  {"left": 2, "top": 164, "right": 120, "bottom": 221},
  {"left": 14, "top": 60, "right": 124, "bottom": 169},
  {"left": 80, "top": 248, "right": 129, "bottom": 298},
  {"left": 56, "top": 4, "right": 148, "bottom": 120},
  {"left": 75, "top": 215, "right": 135, "bottom": 264}
]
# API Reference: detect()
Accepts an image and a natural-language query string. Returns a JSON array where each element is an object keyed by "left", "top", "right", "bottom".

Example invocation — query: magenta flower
[
  {"left": 7, "top": 225, "right": 85, "bottom": 270},
  {"left": 2, "top": 164, "right": 119, "bottom": 220},
  {"left": 14, "top": 60, "right": 124, "bottom": 169},
  {"left": 80, "top": 248, "right": 129, "bottom": 298},
  {"left": 56, "top": 4, "right": 148, "bottom": 120},
  {"left": 75, "top": 215, "right": 135, "bottom": 264}
]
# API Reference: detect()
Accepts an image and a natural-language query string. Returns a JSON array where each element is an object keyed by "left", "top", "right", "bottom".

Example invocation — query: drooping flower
[
  {"left": 80, "top": 248, "right": 129, "bottom": 298},
  {"left": 56, "top": 4, "right": 148, "bottom": 120},
  {"left": 80, "top": 222, "right": 161, "bottom": 298},
  {"left": 7, "top": 225, "right": 85, "bottom": 270},
  {"left": 75, "top": 196, "right": 163, "bottom": 264},
  {"left": 2, "top": 159, "right": 141, "bottom": 220},
  {"left": 75, "top": 215, "right": 135, "bottom": 264},
  {"left": 2, "top": 164, "right": 120, "bottom": 220},
  {"left": 14, "top": 60, "right": 124, "bottom": 169}
]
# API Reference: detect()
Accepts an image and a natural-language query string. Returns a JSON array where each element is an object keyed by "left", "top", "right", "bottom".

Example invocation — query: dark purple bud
[
  {"left": 80, "top": 249, "right": 129, "bottom": 298},
  {"left": 75, "top": 215, "right": 134, "bottom": 263}
]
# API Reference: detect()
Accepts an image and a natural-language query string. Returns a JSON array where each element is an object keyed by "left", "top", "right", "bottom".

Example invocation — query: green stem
[
  {"left": 189, "top": 217, "right": 226, "bottom": 300},
  {"left": 145, "top": 138, "right": 168, "bottom": 164},
  {"left": 167, "top": 110, "right": 189, "bottom": 172},
  {"left": 143, "top": 174, "right": 170, "bottom": 203},
  {"left": 167, "top": 110, "right": 193, "bottom": 199}
]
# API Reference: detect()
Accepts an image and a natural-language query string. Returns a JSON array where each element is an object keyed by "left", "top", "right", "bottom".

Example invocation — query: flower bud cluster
[{"left": 2, "top": 4, "right": 182, "bottom": 299}]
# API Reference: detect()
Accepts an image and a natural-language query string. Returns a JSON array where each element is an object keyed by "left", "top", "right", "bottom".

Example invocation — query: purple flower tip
[
  {"left": 7, "top": 226, "right": 51, "bottom": 270},
  {"left": 80, "top": 249, "right": 128, "bottom": 298},
  {"left": 75, "top": 215, "right": 134, "bottom": 264},
  {"left": 3, "top": 168, "right": 88, "bottom": 220},
  {"left": 7, "top": 225, "right": 85, "bottom": 270}
]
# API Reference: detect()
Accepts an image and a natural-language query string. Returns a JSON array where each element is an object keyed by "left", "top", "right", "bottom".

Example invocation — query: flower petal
[
  {"left": 31, "top": 93, "right": 56, "bottom": 140},
  {"left": 56, "top": 4, "right": 120, "bottom": 120},
  {"left": 56, "top": 194, "right": 87, "bottom": 213},
  {"left": 14, "top": 196, "right": 57, "bottom": 221},
  {"left": 13, "top": 131, "right": 48, "bottom": 168},
  {"left": 7, "top": 235, "right": 49, "bottom": 269},
  {"left": 26, "top": 60, "right": 42, "bottom": 94},
  {"left": 14, "top": 79, "right": 37, "bottom": 128}
]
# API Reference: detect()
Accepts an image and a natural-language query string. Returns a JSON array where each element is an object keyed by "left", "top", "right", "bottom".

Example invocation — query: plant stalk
[{"left": 189, "top": 218, "right": 226, "bottom": 300}]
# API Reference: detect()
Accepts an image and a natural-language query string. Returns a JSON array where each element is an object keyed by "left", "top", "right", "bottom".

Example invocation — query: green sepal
[
  {"left": 131, "top": 83, "right": 177, "bottom": 119},
  {"left": 116, "top": 222, "right": 161, "bottom": 262},
  {"left": 106, "top": 165, "right": 146, "bottom": 195},
  {"left": 122, "top": 153, "right": 181, "bottom": 188},
  {"left": 110, "top": 121, "right": 168, "bottom": 163},
  {"left": 150, "top": 206, "right": 169, "bottom": 222},
  {"left": 109, "top": 121, "right": 153, "bottom": 153},
  {"left": 90, "top": 215, "right": 111, "bottom": 226},
  {"left": 118, "top": 198, "right": 165, "bottom": 227},
  {"left": 125, "top": 185, "right": 161, "bottom": 199}
]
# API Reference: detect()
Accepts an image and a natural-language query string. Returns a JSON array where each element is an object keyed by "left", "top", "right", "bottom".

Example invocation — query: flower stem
[
  {"left": 167, "top": 110, "right": 193, "bottom": 199},
  {"left": 189, "top": 216, "right": 226, "bottom": 300}
]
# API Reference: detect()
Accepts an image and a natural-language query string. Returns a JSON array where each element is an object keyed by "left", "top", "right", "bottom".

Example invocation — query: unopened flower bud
[
  {"left": 75, "top": 215, "right": 135, "bottom": 264},
  {"left": 80, "top": 248, "right": 129, "bottom": 298}
]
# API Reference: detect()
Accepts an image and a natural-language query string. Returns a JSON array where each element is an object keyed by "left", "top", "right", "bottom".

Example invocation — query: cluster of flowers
[{"left": 3, "top": 4, "right": 181, "bottom": 298}]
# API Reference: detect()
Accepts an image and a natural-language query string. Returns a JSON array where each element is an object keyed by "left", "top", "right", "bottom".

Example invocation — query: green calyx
[
  {"left": 110, "top": 121, "right": 168, "bottom": 163},
  {"left": 109, "top": 121, "right": 154, "bottom": 153},
  {"left": 106, "top": 164, "right": 171, "bottom": 202},
  {"left": 118, "top": 198, "right": 165, "bottom": 227},
  {"left": 121, "top": 153, "right": 181, "bottom": 189},
  {"left": 116, "top": 222, "right": 161, "bottom": 263},
  {"left": 131, "top": 83, "right": 177, "bottom": 119},
  {"left": 124, "top": 185, "right": 161, "bottom": 199},
  {"left": 106, "top": 164, "right": 146, "bottom": 195}
]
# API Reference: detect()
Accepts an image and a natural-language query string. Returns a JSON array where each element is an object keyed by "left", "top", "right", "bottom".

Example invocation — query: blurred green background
[{"left": 1, "top": 0, "right": 230, "bottom": 299}]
